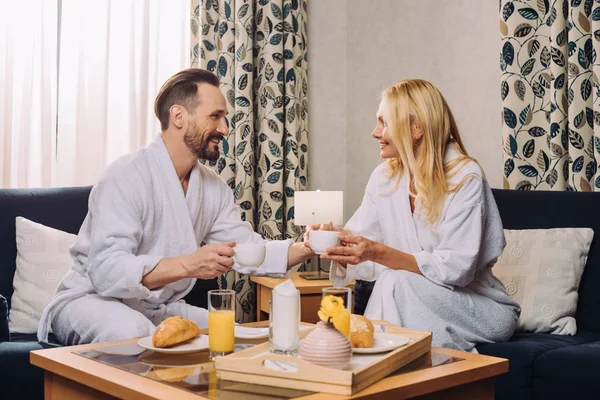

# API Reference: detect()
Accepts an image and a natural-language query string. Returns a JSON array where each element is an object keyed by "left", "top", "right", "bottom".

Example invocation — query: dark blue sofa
[
  {"left": 354, "top": 189, "right": 600, "bottom": 400},
  {"left": 0, "top": 186, "right": 217, "bottom": 399}
]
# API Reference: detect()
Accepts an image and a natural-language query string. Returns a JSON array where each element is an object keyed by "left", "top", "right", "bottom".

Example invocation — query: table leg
[
  {"left": 258, "top": 286, "right": 271, "bottom": 321},
  {"left": 256, "top": 285, "right": 264, "bottom": 321}
]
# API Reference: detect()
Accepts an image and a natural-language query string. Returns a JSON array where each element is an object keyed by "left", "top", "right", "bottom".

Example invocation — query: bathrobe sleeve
[
  {"left": 330, "top": 174, "right": 387, "bottom": 286},
  {"left": 86, "top": 178, "right": 161, "bottom": 299},
  {"left": 413, "top": 175, "right": 487, "bottom": 290},
  {"left": 203, "top": 179, "right": 292, "bottom": 277}
]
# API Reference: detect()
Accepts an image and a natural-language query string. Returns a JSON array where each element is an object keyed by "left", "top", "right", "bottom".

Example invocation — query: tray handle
[{"left": 216, "top": 351, "right": 352, "bottom": 384}]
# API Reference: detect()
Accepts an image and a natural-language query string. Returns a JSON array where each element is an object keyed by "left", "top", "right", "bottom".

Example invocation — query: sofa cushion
[
  {"left": 492, "top": 189, "right": 600, "bottom": 332},
  {"left": 533, "top": 340, "right": 600, "bottom": 400},
  {"left": 0, "top": 294, "right": 9, "bottom": 342},
  {"left": 477, "top": 330, "right": 600, "bottom": 400},
  {"left": 9, "top": 217, "right": 77, "bottom": 334},
  {"left": 493, "top": 228, "right": 593, "bottom": 335},
  {"left": 0, "top": 187, "right": 92, "bottom": 310}
]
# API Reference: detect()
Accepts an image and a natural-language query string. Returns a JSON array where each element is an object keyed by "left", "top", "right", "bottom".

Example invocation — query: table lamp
[{"left": 294, "top": 190, "right": 344, "bottom": 280}]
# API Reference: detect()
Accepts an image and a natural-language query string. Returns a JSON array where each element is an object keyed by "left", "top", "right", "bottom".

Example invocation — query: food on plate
[
  {"left": 349, "top": 314, "right": 374, "bottom": 348},
  {"left": 152, "top": 316, "right": 200, "bottom": 348}
]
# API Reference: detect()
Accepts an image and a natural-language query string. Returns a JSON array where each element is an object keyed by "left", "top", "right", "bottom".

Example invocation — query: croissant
[
  {"left": 349, "top": 314, "right": 374, "bottom": 348},
  {"left": 152, "top": 316, "right": 201, "bottom": 348}
]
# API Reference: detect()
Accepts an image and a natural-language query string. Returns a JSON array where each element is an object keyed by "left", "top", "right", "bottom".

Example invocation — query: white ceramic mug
[
  {"left": 234, "top": 243, "right": 266, "bottom": 268},
  {"left": 309, "top": 230, "right": 340, "bottom": 255}
]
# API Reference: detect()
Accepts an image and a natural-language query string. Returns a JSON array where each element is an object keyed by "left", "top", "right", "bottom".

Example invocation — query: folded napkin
[{"left": 234, "top": 326, "right": 269, "bottom": 338}]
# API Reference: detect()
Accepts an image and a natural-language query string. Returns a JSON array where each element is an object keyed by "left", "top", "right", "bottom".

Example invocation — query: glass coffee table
[{"left": 30, "top": 322, "right": 507, "bottom": 399}]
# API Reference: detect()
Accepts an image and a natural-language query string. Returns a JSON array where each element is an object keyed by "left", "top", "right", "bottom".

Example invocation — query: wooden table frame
[
  {"left": 251, "top": 272, "right": 354, "bottom": 324},
  {"left": 31, "top": 322, "right": 507, "bottom": 399}
]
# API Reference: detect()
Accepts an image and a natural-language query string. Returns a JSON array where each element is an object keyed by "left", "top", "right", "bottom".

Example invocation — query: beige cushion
[
  {"left": 8, "top": 217, "right": 76, "bottom": 333},
  {"left": 493, "top": 228, "right": 593, "bottom": 335}
]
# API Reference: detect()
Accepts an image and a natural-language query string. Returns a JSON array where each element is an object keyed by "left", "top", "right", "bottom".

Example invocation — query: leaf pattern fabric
[
  {"left": 501, "top": 0, "right": 600, "bottom": 192},
  {"left": 190, "top": 0, "right": 308, "bottom": 322}
]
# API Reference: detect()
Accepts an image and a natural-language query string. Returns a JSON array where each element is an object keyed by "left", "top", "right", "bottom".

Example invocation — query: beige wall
[
  {"left": 307, "top": 0, "right": 347, "bottom": 194},
  {"left": 308, "top": 0, "right": 501, "bottom": 221}
]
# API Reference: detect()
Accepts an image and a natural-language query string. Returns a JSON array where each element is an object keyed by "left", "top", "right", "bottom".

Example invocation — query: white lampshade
[{"left": 294, "top": 191, "right": 343, "bottom": 226}]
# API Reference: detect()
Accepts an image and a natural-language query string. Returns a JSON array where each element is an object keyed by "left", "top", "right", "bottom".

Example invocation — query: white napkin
[
  {"left": 234, "top": 326, "right": 269, "bottom": 338},
  {"left": 271, "top": 279, "right": 300, "bottom": 350}
]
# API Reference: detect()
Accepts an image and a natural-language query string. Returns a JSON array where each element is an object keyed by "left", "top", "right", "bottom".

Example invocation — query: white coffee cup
[
  {"left": 234, "top": 244, "right": 266, "bottom": 268},
  {"left": 309, "top": 230, "right": 340, "bottom": 255}
]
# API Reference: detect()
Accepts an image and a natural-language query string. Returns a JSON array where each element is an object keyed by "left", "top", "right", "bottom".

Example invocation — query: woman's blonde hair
[{"left": 384, "top": 79, "right": 476, "bottom": 225}]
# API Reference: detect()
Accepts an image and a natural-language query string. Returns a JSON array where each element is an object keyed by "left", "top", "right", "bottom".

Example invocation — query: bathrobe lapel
[
  {"left": 375, "top": 170, "right": 423, "bottom": 254},
  {"left": 146, "top": 136, "right": 199, "bottom": 255}
]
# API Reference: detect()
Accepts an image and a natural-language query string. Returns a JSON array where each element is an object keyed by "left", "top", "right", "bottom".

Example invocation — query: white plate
[
  {"left": 234, "top": 326, "right": 269, "bottom": 339},
  {"left": 352, "top": 332, "right": 410, "bottom": 354},
  {"left": 137, "top": 335, "right": 209, "bottom": 354}
]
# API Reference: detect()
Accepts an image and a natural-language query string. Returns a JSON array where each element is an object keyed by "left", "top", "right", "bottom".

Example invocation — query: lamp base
[{"left": 299, "top": 257, "right": 329, "bottom": 280}]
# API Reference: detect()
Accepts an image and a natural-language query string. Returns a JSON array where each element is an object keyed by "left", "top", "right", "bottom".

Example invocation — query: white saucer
[
  {"left": 234, "top": 326, "right": 269, "bottom": 339},
  {"left": 233, "top": 325, "right": 313, "bottom": 339},
  {"left": 352, "top": 333, "right": 410, "bottom": 354},
  {"left": 137, "top": 335, "right": 209, "bottom": 354}
]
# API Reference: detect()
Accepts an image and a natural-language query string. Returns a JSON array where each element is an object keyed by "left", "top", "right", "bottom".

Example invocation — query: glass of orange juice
[
  {"left": 208, "top": 289, "right": 235, "bottom": 361},
  {"left": 322, "top": 287, "right": 352, "bottom": 338}
]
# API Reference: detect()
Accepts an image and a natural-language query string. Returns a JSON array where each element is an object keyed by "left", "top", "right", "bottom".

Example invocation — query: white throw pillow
[
  {"left": 493, "top": 228, "right": 594, "bottom": 335},
  {"left": 9, "top": 217, "right": 76, "bottom": 334}
]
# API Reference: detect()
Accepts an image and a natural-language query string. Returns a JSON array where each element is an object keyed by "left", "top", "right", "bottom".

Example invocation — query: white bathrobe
[
  {"left": 331, "top": 144, "right": 520, "bottom": 351},
  {"left": 38, "top": 135, "right": 292, "bottom": 343}
]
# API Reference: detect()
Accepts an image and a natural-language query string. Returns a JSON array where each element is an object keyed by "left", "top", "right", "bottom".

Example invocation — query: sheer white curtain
[
  {"left": 0, "top": 1, "right": 58, "bottom": 188},
  {"left": 56, "top": 0, "right": 190, "bottom": 186}
]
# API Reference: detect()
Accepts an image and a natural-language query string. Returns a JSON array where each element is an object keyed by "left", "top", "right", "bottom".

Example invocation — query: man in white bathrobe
[{"left": 38, "top": 68, "right": 314, "bottom": 345}]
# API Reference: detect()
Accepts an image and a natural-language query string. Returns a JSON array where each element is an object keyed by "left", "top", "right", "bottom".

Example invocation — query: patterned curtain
[
  {"left": 501, "top": 0, "right": 600, "bottom": 191},
  {"left": 190, "top": 0, "right": 308, "bottom": 322}
]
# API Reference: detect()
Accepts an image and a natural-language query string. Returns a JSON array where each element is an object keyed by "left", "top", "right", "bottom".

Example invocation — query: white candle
[{"left": 271, "top": 280, "right": 300, "bottom": 350}]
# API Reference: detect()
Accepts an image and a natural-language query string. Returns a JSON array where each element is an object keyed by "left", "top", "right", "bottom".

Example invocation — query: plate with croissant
[
  {"left": 137, "top": 316, "right": 208, "bottom": 354},
  {"left": 350, "top": 315, "right": 410, "bottom": 354}
]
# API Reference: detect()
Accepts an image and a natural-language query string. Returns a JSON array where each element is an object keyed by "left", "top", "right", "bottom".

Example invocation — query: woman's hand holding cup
[
  {"left": 304, "top": 221, "right": 352, "bottom": 255},
  {"left": 304, "top": 221, "right": 335, "bottom": 248}
]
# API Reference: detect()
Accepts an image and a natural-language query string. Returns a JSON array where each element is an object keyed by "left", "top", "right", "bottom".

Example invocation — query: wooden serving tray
[{"left": 215, "top": 321, "right": 432, "bottom": 395}]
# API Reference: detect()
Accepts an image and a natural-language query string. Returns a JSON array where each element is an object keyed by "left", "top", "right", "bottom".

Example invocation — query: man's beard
[{"left": 184, "top": 124, "right": 221, "bottom": 161}]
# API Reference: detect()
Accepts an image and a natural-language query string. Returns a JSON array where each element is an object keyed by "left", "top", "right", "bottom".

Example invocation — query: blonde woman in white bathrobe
[
  {"left": 308, "top": 79, "right": 520, "bottom": 352},
  {"left": 38, "top": 69, "right": 314, "bottom": 345}
]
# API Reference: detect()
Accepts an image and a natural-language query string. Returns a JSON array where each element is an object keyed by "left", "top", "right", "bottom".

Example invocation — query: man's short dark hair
[{"left": 154, "top": 68, "right": 220, "bottom": 130}]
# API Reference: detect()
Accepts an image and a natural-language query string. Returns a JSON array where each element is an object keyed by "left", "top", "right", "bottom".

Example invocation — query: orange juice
[
  {"left": 208, "top": 369, "right": 217, "bottom": 399},
  {"left": 208, "top": 310, "right": 235, "bottom": 352},
  {"left": 333, "top": 309, "right": 351, "bottom": 338}
]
